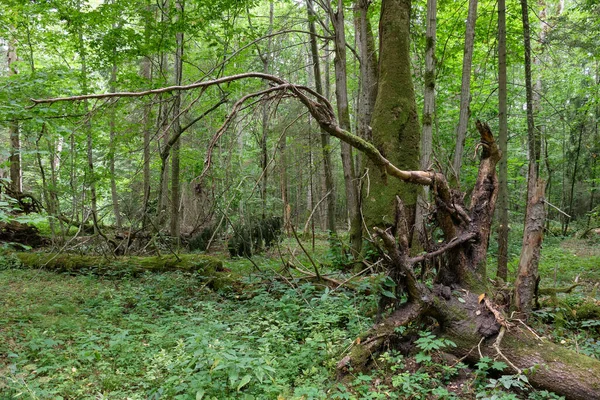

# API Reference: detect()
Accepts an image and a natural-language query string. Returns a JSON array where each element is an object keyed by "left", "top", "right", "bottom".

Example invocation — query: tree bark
[
  {"left": 78, "top": 25, "right": 98, "bottom": 233},
  {"left": 170, "top": 0, "right": 184, "bottom": 238},
  {"left": 306, "top": 0, "right": 337, "bottom": 236},
  {"left": 141, "top": 0, "right": 153, "bottom": 230},
  {"left": 331, "top": 0, "right": 362, "bottom": 260},
  {"left": 416, "top": 0, "right": 437, "bottom": 243},
  {"left": 496, "top": 0, "right": 509, "bottom": 281},
  {"left": 514, "top": 0, "right": 546, "bottom": 315},
  {"left": 362, "top": 0, "right": 421, "bottom": 233},
  {"left": 7, "top": 40, "right": 22, "bottom": 194},
  {"left": 109, "top": 55, "right": 123, "bottom": 229},
  {"left": 451, "top": 0, "right": 478, "bottom": 185}
]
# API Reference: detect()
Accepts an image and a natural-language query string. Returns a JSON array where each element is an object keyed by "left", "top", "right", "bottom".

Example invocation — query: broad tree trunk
[
  {"left": 362, "top": 0, "right": 421, "bottom": 232},
  {"left": 496, "top": 0, "right": 509, "bottom": 281},
  {"left": 451, "top": 0, "right": 478, "bottom": 185},
  {"left": 306, "top": 0, "right": 337, "bottom": 236}
]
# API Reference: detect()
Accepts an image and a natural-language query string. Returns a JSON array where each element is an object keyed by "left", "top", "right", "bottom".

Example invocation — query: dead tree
[{"left": 30, "top": 73, "right": 600, "bottom": 399}]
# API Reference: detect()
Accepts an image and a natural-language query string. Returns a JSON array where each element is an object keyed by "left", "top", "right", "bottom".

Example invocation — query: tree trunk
[
  {"left": 7, "top": 40, "right": 22, "bottom": 194},
  {"left": 109, "top": 57, "right": 123, "bottom": 229},
  {"left": 363, "top": 0, "right": 420, "bottom": 232},
  {"left": 514, "top": 178, "right": 546, "bottom": 316},
  {"left": 170, "top": 0, "right": 184, "bottom": 238},
  {"left": 451, "top": 0, "right": 478, "bottom": 185},
  {"left": 259, "top": 2, "right": 274, "bottom": 221},
  {"left": 416, "top": 0, "right": 437, "bottom": 243},
  {"left": 354, "top": 0, "right": 378, "bottom": 145},
  {"left": 496, "top": 0, "right": 509, "bottom": 281},
  {"left": 78, "top": 27, "right": 98, "bottom": 233},
  {"left": 306, "top": 0, "right": 337, "bottom": 236},
  {"left": 141, "top": 0, "right": 153, "bottom": 230},
  {"left": 331, "top": 0, "right": 362, "bottom": 260},
  {"left": 513, "top": 0, "right": 546, "bottom": 315}
]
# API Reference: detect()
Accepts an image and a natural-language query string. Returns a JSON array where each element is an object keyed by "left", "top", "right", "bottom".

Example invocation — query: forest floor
[{"left": 0, "top": 235, "right": 599, "bottom": 399}]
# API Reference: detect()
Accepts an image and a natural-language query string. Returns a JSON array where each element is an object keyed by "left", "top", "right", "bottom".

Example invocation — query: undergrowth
[
  {"left": 0, "top": 268, "right": 372, "bottom": 399},
  {"left": 1, "top": 236, "right": 598, "bottom": 399}
]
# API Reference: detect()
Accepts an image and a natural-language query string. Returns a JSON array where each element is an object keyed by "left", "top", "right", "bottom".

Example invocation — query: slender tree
[
  {"left": 7, "top": 39, "right": 21, "bottom": 194},
  {"left": 330, "top": 0, "right": 362, "bottom": 258},
  {"left": 170, "top": 0, "right": 184, "bottom": 238},
  {"left": 306, "top": 0, "right": 336, "bottom": 236},
  {"left": 496, "top": 0, "right": 509, "bottom": 281},
  {"left": 513, "top": 0, "right": 547, "bottom": 316},
  {"left": 415, "top": 0, "right": 437, "bottom": 241},
  {"left": 451, "top": 0, "right": 478, "bottom": 185}
]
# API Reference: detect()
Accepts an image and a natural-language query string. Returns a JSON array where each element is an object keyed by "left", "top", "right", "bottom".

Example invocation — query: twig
[
  {"left": 478, "top": 336, "right": 485, "bottom": 358},
  {"left": 409, "top": 232, "right": 477, "bottom": 264},
  {"left": 493, "top": 326, "right": 522, "bottom": 374},
  {"left": 330, "top": 264, "right": 373, "bottom": 293},
  {"left": 290, "top": 224, "right": 321, "bottom": 280},
  {"left": 542, "top": 199, "right": 571, "bottom": 218},
  {"left": 302, "top": 190, "right": 332, "bottom": 234},
  {"left": 483, "top": 297, "right": 511, "bottom": 328}
]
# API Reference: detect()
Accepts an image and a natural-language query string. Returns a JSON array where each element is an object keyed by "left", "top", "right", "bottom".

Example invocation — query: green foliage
[{"left": 0, "top": 270, "right": 371, "bottom": 399}]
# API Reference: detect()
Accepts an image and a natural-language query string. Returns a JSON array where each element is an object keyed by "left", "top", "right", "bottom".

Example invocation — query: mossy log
[
  {"left": 15, "top": 253, "right": 232, "bottom": 288},
  {"left": 341, "top": 289, "right": 600, "bottom": 400}
]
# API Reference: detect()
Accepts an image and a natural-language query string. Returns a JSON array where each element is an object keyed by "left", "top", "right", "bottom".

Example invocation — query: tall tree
[
  {"left": 354, "top": 0, "right": 378, "bottom": 145},
  {"left": 451, "top": 0, "right": 478, "bottom": 184},
  {"left": 7, "top": 39, "right": 21, "bottom": 194},
  {"left": 109, "top": 25, "right": 123, "bottom": 230},
  {"left": 306, "top": 0, "right": 336, "bottom": 236},
  {"left": 170, "top": 0, "right": 184, "bottom": 238},
  {"left": 330, "top": 0, "right": 362, "bottom": 258},
  {"left": 415, "top": 0, "right": 437, "bottom": 240},
  {"left": 496, "top": 0, "right": 509, "bottom": 281},
  {"left": 513, "top": 0, "right": 547, "bottom": 316},
  {"left": 362, "top": 0, "right": 420, "bottom": 233}
]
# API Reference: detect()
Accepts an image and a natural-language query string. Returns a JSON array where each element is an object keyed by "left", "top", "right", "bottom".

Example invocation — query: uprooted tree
[{"left": 30, "top": 70, "right": 600, "bottom": 398}]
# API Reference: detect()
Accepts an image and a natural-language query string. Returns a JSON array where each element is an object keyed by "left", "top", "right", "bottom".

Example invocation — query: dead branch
[{"left": 409, "top": 232, "right": 477, "bottom": 264}]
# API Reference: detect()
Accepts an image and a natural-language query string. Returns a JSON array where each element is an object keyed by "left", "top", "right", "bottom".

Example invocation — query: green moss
[
  {"left": 15, "top": 253, "right": 224, "bottom": 276},
  {"left": 424, "top": 70, "right": 435, "bottom": 90}
]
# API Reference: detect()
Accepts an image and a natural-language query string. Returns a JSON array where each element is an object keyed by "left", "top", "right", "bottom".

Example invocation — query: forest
[{"left": 1, "top": 0, "right": 600, "bottom": 398}]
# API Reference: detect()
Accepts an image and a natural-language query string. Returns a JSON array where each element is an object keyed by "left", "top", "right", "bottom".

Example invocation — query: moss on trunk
[{"left": 362, "top": 0, "right": 420, "bottom": 230}]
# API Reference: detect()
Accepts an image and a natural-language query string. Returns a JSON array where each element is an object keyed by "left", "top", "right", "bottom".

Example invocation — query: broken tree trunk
[
  {"left": 15, "top": 252, "right": 223, "bottom": 275},
  {"left": 336, "top": 122, "right": 600, "bottom": 400}
]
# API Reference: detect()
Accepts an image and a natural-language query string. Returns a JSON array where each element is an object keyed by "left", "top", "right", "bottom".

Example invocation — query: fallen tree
[
  {"left": 30, "top": 74, "right": 600, "bottom": 399},
  {"left": 14, "top": 253, "right": 232, "bottom": 288}
]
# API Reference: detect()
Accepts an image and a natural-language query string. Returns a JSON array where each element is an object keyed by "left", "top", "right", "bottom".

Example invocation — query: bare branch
[{"left": 409, "top": 232, "right": 477, "bottom": 264}]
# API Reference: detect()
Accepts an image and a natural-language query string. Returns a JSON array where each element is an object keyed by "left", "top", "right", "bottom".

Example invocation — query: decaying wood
[{"left": 15, "top": 252, "right": 225, "bottom": 276}]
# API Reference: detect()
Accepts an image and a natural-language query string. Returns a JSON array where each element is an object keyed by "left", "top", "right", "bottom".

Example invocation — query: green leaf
[
  {"left": 196, "top": 389, "right": 205, "bottom": 400},
  {"left": 237, "top": 374, "right": 252, "bottom": 391},
  {"left": 381, "top": 290, "right": 396, "bottom": 299}
]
